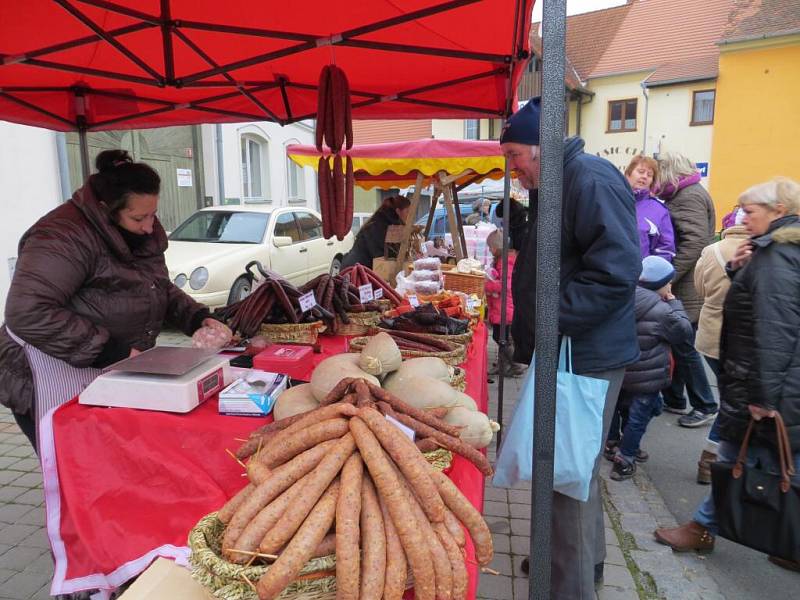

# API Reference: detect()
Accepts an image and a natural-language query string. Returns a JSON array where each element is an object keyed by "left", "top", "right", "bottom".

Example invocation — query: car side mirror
[{"left": 273, "top": 236, "right": 293, "bottom": 248}]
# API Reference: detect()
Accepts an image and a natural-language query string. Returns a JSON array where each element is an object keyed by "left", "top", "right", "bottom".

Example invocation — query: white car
[{"left": 165, "top": 205, "right": 354, "bottom": 308}]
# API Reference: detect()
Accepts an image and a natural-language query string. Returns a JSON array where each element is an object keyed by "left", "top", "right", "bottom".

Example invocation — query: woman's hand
[
  {"left": 730, "top": 241, "right": 754, "bottom": 270},
  {"left": 748, "top": 404, "right": 777, "bottom": 421},
  {"left": 192, "top": 319, "right": 233, "bottom": 350}
]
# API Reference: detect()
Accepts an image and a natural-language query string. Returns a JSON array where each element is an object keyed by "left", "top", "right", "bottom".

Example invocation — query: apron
[{"left": 7, "top": 327, "right": 102, "bottom": 434}]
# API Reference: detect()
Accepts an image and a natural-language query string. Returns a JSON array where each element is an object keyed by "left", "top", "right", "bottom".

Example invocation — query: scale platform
[{"left": 79, "top": 347, "right": 232, "bottom": 413}]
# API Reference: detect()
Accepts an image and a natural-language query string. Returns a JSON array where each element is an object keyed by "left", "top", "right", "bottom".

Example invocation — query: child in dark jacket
[{"left": 606, "top": 255, "right": 695, "bottom": 480}]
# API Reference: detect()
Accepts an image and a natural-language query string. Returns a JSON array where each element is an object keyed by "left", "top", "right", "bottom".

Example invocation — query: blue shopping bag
[{"left": 492, "top": 337, "right": 608, "bottom": 501}]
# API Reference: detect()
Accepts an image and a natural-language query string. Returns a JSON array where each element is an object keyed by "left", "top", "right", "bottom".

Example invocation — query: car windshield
[{"left": 169, "top": 211, "right": 270, "bottom": 243}]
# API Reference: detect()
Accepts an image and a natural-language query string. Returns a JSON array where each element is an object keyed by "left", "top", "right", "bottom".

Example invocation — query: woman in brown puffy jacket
[{"left": 0, "top": 150, "right": 228, "bottom": 451}]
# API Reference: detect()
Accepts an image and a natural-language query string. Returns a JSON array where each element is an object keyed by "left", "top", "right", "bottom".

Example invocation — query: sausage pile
[
  {"left": 219, "top": 381, "right": 494, "bottom": 600},
  {"left": 316, "top": 65, "right": 354, "bottom": 241},
  {"left": 340, "top": 264, "right": 403, "bottom": 305},
  {"left": 358, "top": 330, "right": 461, "bottom": 354}
]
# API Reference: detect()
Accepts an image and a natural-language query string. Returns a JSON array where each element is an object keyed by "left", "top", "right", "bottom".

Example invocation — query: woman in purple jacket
[{"left": 625, "top": 155, "right": 676, "bottom": 261}]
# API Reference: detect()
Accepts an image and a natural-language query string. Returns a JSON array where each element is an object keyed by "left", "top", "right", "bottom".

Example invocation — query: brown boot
[
  {"left": 654, "top": 521, "right": 715, "bottom": 553},
  {"left": 768, "top": 555, "right": 800, "bottom": 572},
  {"left": 697, "top": 450, "right": 717, "bottom": 485}
]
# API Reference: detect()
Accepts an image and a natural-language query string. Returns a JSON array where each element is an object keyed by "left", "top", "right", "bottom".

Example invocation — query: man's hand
[
  {"left": 748, "top": 404, "right": 777, "bottom": 421},
  {"left": 128, "top": 348, "right": 142, "bottom": 358},
  {"left": 193, "top": 319, "right": 233, "bottom": 349},
  {"left": 730, "top": 241, "right": 754, "bottom": 270}
]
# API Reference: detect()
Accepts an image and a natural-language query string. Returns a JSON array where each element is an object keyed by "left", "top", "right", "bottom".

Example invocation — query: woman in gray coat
[{"left": 656, "top": 152, "right": 718, "bottom": 427}]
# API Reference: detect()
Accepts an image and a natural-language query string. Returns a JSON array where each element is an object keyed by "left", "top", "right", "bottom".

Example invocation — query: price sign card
[
  {"left": 298, "top": 291, "right": 317, "bottom": 312},
  {"left": 359, "top": 283, "right": 374, "bottom": 304},
  {"left": 373, "top": 287, "right": 384, "bottom": 300},
  {"left": 408, "top": 294, "right": 420, "bottom": 307}
]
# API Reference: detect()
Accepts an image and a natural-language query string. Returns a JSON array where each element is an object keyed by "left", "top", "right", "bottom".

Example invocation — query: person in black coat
[
  {"left": 493, "top": 196, "right": 529, "bottom": 252},
  {"left": 605, "top": 256, "right": 694, "bottom": 481},
  {"left": 655, "top": 177, "right": 800, "bottom": 571},
  {"left": 500, "top": 97, "right": 641, "bottom": 596},
  {"left": 340, "top": 195, "right": 411, "bottom": 269}
]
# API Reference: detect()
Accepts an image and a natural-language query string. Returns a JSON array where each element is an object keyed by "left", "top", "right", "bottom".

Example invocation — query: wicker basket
[
  {"left": 441, "top": 269, "right": 485, "bottom": 297},
  {"left": 189, "top": 451, "right": 452, "bottom": 600},
  {"left": 373, "top": 326, "right": 473, "bottom": 347},
  {"left": 331, "top": 311, "right": 382, "bottom": 336},
  {"left": 449, "top": 367, "right": 466, "bottom": 392},
  {"left": 259, "top": 321, "right": 326, "bottom": 345},
  {"left": 348, "top": 335, "right": 465, "bottom": 366}
]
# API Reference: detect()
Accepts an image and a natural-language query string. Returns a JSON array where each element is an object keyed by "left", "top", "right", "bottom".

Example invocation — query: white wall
[
  {"left": 431, "top": 120, "right": 467, "bottom": 140},
  {"left": 202, "top": 121, "right": 318, "bottom": 209},
  {"left": 0, "top": 122, "right": 63, "bottom": 315}
]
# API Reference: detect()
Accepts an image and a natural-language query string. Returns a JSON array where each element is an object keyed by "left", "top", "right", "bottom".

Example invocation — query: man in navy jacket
[{"left": 501, "top": 98, "right": 641, "bottom": 598}]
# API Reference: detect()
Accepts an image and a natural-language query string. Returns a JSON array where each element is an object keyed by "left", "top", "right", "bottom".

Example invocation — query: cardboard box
[
  {"left": 218, "top": 370, "right": 287, "bottom": 416},
  {"left": 118, "top": 558, "right": 213, "bottom": 600}
]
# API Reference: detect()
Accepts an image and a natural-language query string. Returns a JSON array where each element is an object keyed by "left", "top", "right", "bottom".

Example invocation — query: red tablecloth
[{"left": 41, "top": 322, "right": 488, "bottom": 596}]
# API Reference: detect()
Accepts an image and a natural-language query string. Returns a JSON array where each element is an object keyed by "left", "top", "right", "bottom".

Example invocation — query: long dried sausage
[
  {"left": 258, "top": 418, "right": 349, "bottom": 469},
  {"left": 359, "top": 476, "right": 386, "bottom": 600},
  {"left": 333, "top": 153, "right": 345, "bottom": 240},
  {"left": 379, "top": 495, "right": 407, "bottom": 600},
  {"left": 349, "top": 417, "right": 436, "bottom": 600},
  {"left": 255, "top": 479, "right": 340, "bottom": 600},
  {"left": 335, "top": 453, "right": 363, "bottom": 600},
  {"left": 218, "top": 484, "right": 253, "bottom": 524},
  {"left": 315, "top": 66, "right": 330, "bottom": 151},
  {"left": 259, "top": 433, "right": 356, "bottom": 554}
]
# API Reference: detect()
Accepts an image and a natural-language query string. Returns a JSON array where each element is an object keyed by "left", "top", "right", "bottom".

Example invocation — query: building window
[
  {"left": 287, "top": 157, "right": 305, "bottom": 202},
  {"left": 691, "top": 90, "right": 715, "bottom": 125},
  {"left": 607, "top": 99, "right": 637, "bottom": 132},
  {"left": 464, "top": 119, "right": 479, "bottom": 140},
  {"left": 241, "top": 134, "right": 268, "bottom": 201}
]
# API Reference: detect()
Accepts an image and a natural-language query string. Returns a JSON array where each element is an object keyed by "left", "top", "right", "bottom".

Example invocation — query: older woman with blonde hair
[
  {"left": 656, "top": 152, "right": 718, "bottom": 427},
  {"left": 624, "top": 155, "right": 675, "bottom": 260},
  {"left": 655, "top": 177, "right": 800, "bottom": 571}
]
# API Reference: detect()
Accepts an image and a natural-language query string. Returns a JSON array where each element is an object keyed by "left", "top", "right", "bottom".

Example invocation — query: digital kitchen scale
[{"left": 79, "top": 346, "right": 232, "bottom": 413}]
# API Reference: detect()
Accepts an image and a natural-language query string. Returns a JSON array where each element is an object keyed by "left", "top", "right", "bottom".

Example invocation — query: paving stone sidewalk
[{"left": 0, "top": 333, "right": 714, "bottom": 599}]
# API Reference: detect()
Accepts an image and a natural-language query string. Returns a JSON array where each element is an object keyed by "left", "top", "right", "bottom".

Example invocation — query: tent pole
[
  {"left": 529, "top": 0, "right": 567, "bottom": 598},
  {"left": 78, "top": 128, "right": 90, "bottom": 182},
  {"left": 495, "top": 150, "right": 512, "bottom": 450}
]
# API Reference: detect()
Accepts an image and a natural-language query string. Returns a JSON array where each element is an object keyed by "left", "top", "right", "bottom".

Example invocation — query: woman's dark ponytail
[{"left": 90, "top": 149, "right": 161, "bottom": 214}]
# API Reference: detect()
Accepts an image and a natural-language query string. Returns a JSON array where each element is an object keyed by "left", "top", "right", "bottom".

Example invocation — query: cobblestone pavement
[{"left": 0, "top": 333, "right": 655, "bottom": 599}]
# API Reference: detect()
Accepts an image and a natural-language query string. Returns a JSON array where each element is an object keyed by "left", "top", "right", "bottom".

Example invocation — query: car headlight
[
  {"left": 189, "top": 267, "right": 209, "bottom": 290},
  {"left": 173, "top": 273, "right": 187, "bottom": 288}
]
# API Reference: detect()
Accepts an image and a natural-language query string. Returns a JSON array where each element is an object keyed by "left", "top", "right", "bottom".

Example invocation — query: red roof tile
[
  {"left": 536, "top": 0, "right": 737, "bottom": 85},
  {"left": 720, "top": 0, "right": 800, "bottom": 42}
]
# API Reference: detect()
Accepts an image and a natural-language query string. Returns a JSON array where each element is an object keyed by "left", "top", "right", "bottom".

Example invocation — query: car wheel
[
  {"left": 228, "top": 276, "right": 253, "bottom": 305},
  {"left": 330, "top": 255, "right": 342, "bottom": 275}
]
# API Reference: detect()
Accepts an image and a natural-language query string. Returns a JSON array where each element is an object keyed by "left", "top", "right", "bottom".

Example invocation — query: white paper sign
[
  {"left": 176, "top": 168, "right": 193, "bottom": 187},
  {"left": 359, "top": 283, "right": 374, "bottom": 304},
  {"left": 299, "top": 291, "right": 317, "bottom": 312},
  {"left": 373, "top": 287, "right": 384, "bottom": 300},
  {"left": 408, "top": 294, "right": 420, "bottom": 308},
  {"left": 385, "top": 414, "right": 416, "bottom": 441}
]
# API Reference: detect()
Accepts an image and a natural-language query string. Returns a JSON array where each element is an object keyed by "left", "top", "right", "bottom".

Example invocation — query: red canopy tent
[{"left": 0, "top": 1, "right": 532, "bottom": 133}]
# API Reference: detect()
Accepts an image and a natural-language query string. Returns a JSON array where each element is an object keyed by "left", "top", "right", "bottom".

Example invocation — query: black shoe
[
  {"left": 603, "top": 440, "right": 619, "bottom": 461},
  {"left": 610, "top": 457, "right": 636, "bottom": 481},
  {"left": 678, "top": 410, "right": 718, "bottom": 428},
  {"left": 521, "top": 556, "right": 529, "bottom": 576},
  {"left": 595, "top": 562, "right": 604, "bottom": 587},
  {"left": 634, "top": 448, "right": 649, "bottom": 463}
]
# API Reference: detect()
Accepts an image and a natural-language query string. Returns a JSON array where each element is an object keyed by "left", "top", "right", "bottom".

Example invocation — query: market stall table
[{"left": 40, "top": 323, "right": 489, "bottom": 597}]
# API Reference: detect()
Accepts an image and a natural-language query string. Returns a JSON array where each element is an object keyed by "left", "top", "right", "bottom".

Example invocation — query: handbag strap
[
  {"left": 735, "top": 413, "right": 795, "bottom": 492},
  {"left": 732, "top": 419, "right": 756, "bottom": 479}
]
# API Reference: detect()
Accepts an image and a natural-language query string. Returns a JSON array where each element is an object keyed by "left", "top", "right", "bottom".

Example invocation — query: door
[
  {"left": 270, "top": 211, "right": 307, "bottom": 284},
  {"left": 295, "top": 211, "right": 332, "bottom": 280}
]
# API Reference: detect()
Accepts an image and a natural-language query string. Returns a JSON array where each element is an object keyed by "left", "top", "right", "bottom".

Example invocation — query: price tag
[
  {"left": 466, "top": 298, "right": 477, "bottom": 311},
  {"left": 385, "top": 414, "right": 415, "bottom": 441},
  {"left": 373, "top": 287, "right": 384, "bottom": 300},
  {"left": 359, "top": 283, "right": 374, "bottom": 304},
  {"left": 408, "top": 294, "right": 420, "bottom": 308},
  {"left": 298, "top": 291, "right": 317, "bottom": 312}
]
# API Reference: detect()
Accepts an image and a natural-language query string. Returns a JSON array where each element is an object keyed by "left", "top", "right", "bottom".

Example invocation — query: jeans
[
  {"left": 606, "top": 400, "right": 629, "bottom": 444},
  {"left": 662, "top": 325, "right": 717, "bottom": 414},
  {"left": 702, "top": 355, "right": 722, "bottom": 444},
  {"left": 694, "top": 440, "right": 800, "bottom": 534},
  {"left": 617, "top": 391, "right": 662, "bottom": 462}
]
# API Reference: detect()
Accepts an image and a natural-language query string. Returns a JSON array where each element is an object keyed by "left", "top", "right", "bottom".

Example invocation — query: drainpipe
[
  {"left": 575, "top": 93, "right": 582, "bottom": 136},
  {"left": 215, "top": 124, "right": 225, "bottom": 205},
  {"left": 55, "top": 132, "right": 72, "bottom": 202},
  {"left": 640, "top": 80, "right": 650, "bottom": 154}
]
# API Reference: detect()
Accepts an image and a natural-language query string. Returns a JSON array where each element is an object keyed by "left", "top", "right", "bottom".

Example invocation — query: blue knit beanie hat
[
  {"left": 639, "top": 256, "right": 675, "bottom": 290},
  {"left": 500, "top": 97, "right": 541, "bottom": 146}
]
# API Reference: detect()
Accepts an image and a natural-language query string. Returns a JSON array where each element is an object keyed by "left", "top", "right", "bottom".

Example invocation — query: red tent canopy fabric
[{"left": 0, "top": 0, "right": 533, "bottom": 132}]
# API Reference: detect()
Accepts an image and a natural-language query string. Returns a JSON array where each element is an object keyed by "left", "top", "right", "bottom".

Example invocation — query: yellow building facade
[{"left": 709, "top": 34, "right": 800, "bottom": 221}]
